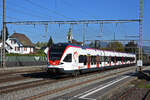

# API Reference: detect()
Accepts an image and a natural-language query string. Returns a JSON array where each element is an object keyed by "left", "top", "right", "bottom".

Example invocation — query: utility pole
[
  {"left": 137, "top": 0, "right": 143, "bottom": 71},
  {"left": 2, "top": 0, "right": 6, "bottom": 67}
]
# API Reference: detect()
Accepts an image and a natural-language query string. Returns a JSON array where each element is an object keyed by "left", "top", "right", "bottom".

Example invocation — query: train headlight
[{"left": 59, "top": 62, "right": 64, "bottom": 65}]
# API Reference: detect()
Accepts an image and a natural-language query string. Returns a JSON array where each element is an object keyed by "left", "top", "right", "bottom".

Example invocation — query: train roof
[
  {"left": 52, "top": 43, "right": 135, "bottom": 56},
  {"left": 52, "top": 42, "right": 89, "bottom": 49}
]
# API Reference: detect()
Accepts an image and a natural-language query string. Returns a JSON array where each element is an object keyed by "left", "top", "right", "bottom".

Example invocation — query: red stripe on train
[{"left": 49, "top": 60, "right": 60, "bottom": 65}]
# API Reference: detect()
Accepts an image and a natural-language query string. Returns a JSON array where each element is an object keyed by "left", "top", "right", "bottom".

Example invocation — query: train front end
[{"left": 46, "top": 43, "right": 69, "bottom": 74}]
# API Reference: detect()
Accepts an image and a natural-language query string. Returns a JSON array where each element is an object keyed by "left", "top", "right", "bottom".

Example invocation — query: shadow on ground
[
  {"left": 124, "top": 69, "right": 150, "bottom": 81},
  {"left": 137, "top": 70, "right": 150, "bottom": 81},
  {"left": 21, "top": 71, "right": 68, "bottom": 79}
]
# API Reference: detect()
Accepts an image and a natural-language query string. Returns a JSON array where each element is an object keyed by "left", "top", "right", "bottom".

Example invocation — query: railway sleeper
[{"left": 72, "top": 70, "right": 80, "bottom": 77}]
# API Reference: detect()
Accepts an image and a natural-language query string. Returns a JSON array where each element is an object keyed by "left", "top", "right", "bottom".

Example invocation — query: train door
[
  {"left": 72, "top": 51, "right": 78, "bottom": 70},
  {"left": 96, "top": 56, "right": 100, "bottom": 68},
  {"left": 109, "top": 56, "right": 111, "bottom": 66},
  {"left": 87, "top": 56, "right": 91, "bottom": 68},
  {"left": 114, "top": 56, "right": 116, "bottom": 65},
  {"left": 125, "top": 56, "right": 126, "bottom": 64},
  {"left": 122, "top": 56, "right": 123, "bottom": 64}
]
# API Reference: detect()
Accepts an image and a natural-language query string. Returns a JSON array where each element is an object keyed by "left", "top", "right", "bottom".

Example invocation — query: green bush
[{"left": 6, "top": 52, "right": 46, "bottom": 57}]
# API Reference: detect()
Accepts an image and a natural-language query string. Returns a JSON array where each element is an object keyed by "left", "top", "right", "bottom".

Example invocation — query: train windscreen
[{"left": 49, "top": 44, "right": 67, "bottom": 61}]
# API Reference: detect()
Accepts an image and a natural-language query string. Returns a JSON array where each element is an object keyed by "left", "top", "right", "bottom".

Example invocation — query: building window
[
  {"left": 18, "top": 47, "right": 20, "bottom": 51},
  {"left": 24, "top": 48, "right": 27, "bottom": 51},
  {"left": 30, "top": 48, "right": 31, "bottom": 52},
  {"left": 14, "top": 40, "right": 16, "bottom": 44},
  {"left": 15, "top": 47, "right": 17, "bottom": 51}
]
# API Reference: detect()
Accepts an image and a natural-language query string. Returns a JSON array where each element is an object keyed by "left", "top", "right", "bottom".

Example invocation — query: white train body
[{"left": 46, "top": 43, "right": 136, "bottom": 74}]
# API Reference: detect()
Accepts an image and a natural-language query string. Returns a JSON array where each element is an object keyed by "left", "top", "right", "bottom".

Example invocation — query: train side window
[
  {"left": 91, "top": 56, "right": 93, "bottom": 65},
  {"left": 109, "top": 56, "right": 111, "bottom": 63},
  {"left": 79, "top": 55, "right": 84, "bottom": 63},
  {"left": 96, "top": 56, "right": 100, "bottom": 64},
  {"left": 79, "top": 55, "right": 87, "bottom": 65},
  {"left": 129, "top": 57, "right": 132, "bottom": 62},
  {"left": 123, "top": 57, "right": 126, "bottom": 62},
  {"left": 104, "top": 56, "right": 106, "bottom": 62},
  {"left": 104, "top": 56, "right": 109, "bottom": 62},
  {"left": 116, "top": 57, "right": 121, "bottom": 62},
  {"left": 112, "top": 57, "right": 114, "bottom": 62},
  {"left": 131, "top": 57, "right": 135, "bottom": 61},
  {"left": 90, "top": 56, "right": 96, "bottom": 65},
  {"left": 116, "top": 57, "right": 118, "bottom": 62},
  {"left": 84, "top": 56, "right": 87, "bottom": 65},
  {"left": 94, "top": 56, "right": 96, "bottom": 65},
  {"left": 101, "top": 56, "right": 104, "bottom": 62},
  {"left": 63, "top": 54, "right": 72, "bottom": 62},
  {"left": 79, "top": 55, "right": 83, "bottom": 63},
  {"left": 126, "top": 57, "right": 129, "bottom": 62},
  {"left": 99, "top": 56, "right": 102, "bottom": 64},
  {"left": 118, "top": 57, "right": 122, "bottom": 61}
]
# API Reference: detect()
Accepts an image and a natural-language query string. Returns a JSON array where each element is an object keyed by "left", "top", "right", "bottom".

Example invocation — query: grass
[
  {"left": 6, "top": 53, "right": 46, "bottom": 56},
  {"left": 132, "top": 79, "right": 150, "bottom": 89},
  {"left": 145, "top": 84, "right": 150, "bottom": 88},
  {"left": 137, "top": 80, "right": 147, "bottom": 88}
]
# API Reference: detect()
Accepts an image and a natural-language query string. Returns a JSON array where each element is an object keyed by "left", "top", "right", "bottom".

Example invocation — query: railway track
[
  {"left": 0, "top": 66, "right": 138, "bottom": 100},
  {"left": 21, "top": 67, "right": 136, "bottom": 100},
  {"left": 0, "top": 70, "right": 43, "bottom": 77},
  {"left": 0, "top": 70, "right": 46, "bottom": 84},
  {"left": 0, "top": 79, "right": 55, "bottom": 94},
  {"left": 0, "top": 75, "right": 32, "bottom": 84},
  {"left": 0, "top": 72, "right": 71, "bottom": 94}
]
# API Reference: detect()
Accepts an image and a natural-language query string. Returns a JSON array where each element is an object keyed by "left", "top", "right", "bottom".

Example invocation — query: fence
[{"left": 0, "top": 56, "right": 47, "bottom": 67}]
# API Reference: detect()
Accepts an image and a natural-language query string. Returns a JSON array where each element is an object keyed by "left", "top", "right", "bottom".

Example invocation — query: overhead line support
[
  {"left": 2, "top": 0, "right": 6, "bottom": 68},
  {"left": 5, "top": 19, "right": 140, "bottom": 25}
]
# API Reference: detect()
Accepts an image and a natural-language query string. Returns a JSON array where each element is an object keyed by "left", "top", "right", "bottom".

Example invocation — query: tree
[
  {"left": 89, "top": 41, "right": 94, "bottom": 48},
  {"left": 0, "top": 26, "right": 9, "bottom": 40},
  {"left": 125, "top": 40, "right": 138, "bottom": 53},
  {"left": 106, "top": 41, "right": 125, "bottom": 52},
  {"left": 35, "top": 41, "right": 41, "bottom": 47},
  {"left": 89, "top": 40, "right": 101, "bottom": 49},
  {"left": 47, "top": 36, "right": 53, "bottom": 47}
]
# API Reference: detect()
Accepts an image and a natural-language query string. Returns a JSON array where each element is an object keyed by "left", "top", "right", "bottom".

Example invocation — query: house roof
[{"left": 10, "top": 32, "right": 34, "bottom": 47}]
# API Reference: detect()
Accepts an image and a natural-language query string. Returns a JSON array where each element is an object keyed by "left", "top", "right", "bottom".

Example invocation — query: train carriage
[{"left": 46, "top": 43, "right": 136, "bottom": 75}]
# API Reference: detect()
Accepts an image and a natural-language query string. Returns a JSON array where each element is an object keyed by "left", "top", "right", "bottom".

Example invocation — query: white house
[{"left": 0, "top": 32, "right": 34, "bottom": 54}]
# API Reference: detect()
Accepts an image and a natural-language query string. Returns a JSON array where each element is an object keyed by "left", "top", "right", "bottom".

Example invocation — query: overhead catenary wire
[
  {"left": 0, "top": 4, "right": 21, "bottom": 21},
  {"left": 6, "top": 0, "right": 52, "bottom": 20},
  {"left": 0, "top": 15, "right": 20, "bottom": 20},
  {"left": 5, "top": 19, "right": 140, "bottom": 25},
  {"left": 0, "top": 2, "right": 48, "bottom": 19},
  {"left": 5, "top": 6, "right": 48, "bottom": 19},
  {"left": 0, "top": 6, "right": 46, "bottom": 20},
  {"left": 25, "top": 0, "right": 75, "bottom": 19}
]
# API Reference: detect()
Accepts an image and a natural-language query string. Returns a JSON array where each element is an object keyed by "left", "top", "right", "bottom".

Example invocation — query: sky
[{"left": 0, "top": 0, "right": 150, "bottom": 45}]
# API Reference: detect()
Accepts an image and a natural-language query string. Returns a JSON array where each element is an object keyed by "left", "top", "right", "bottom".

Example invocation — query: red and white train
[{"left": 46, "top": 43, "right": 136, "bottom": 75}]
